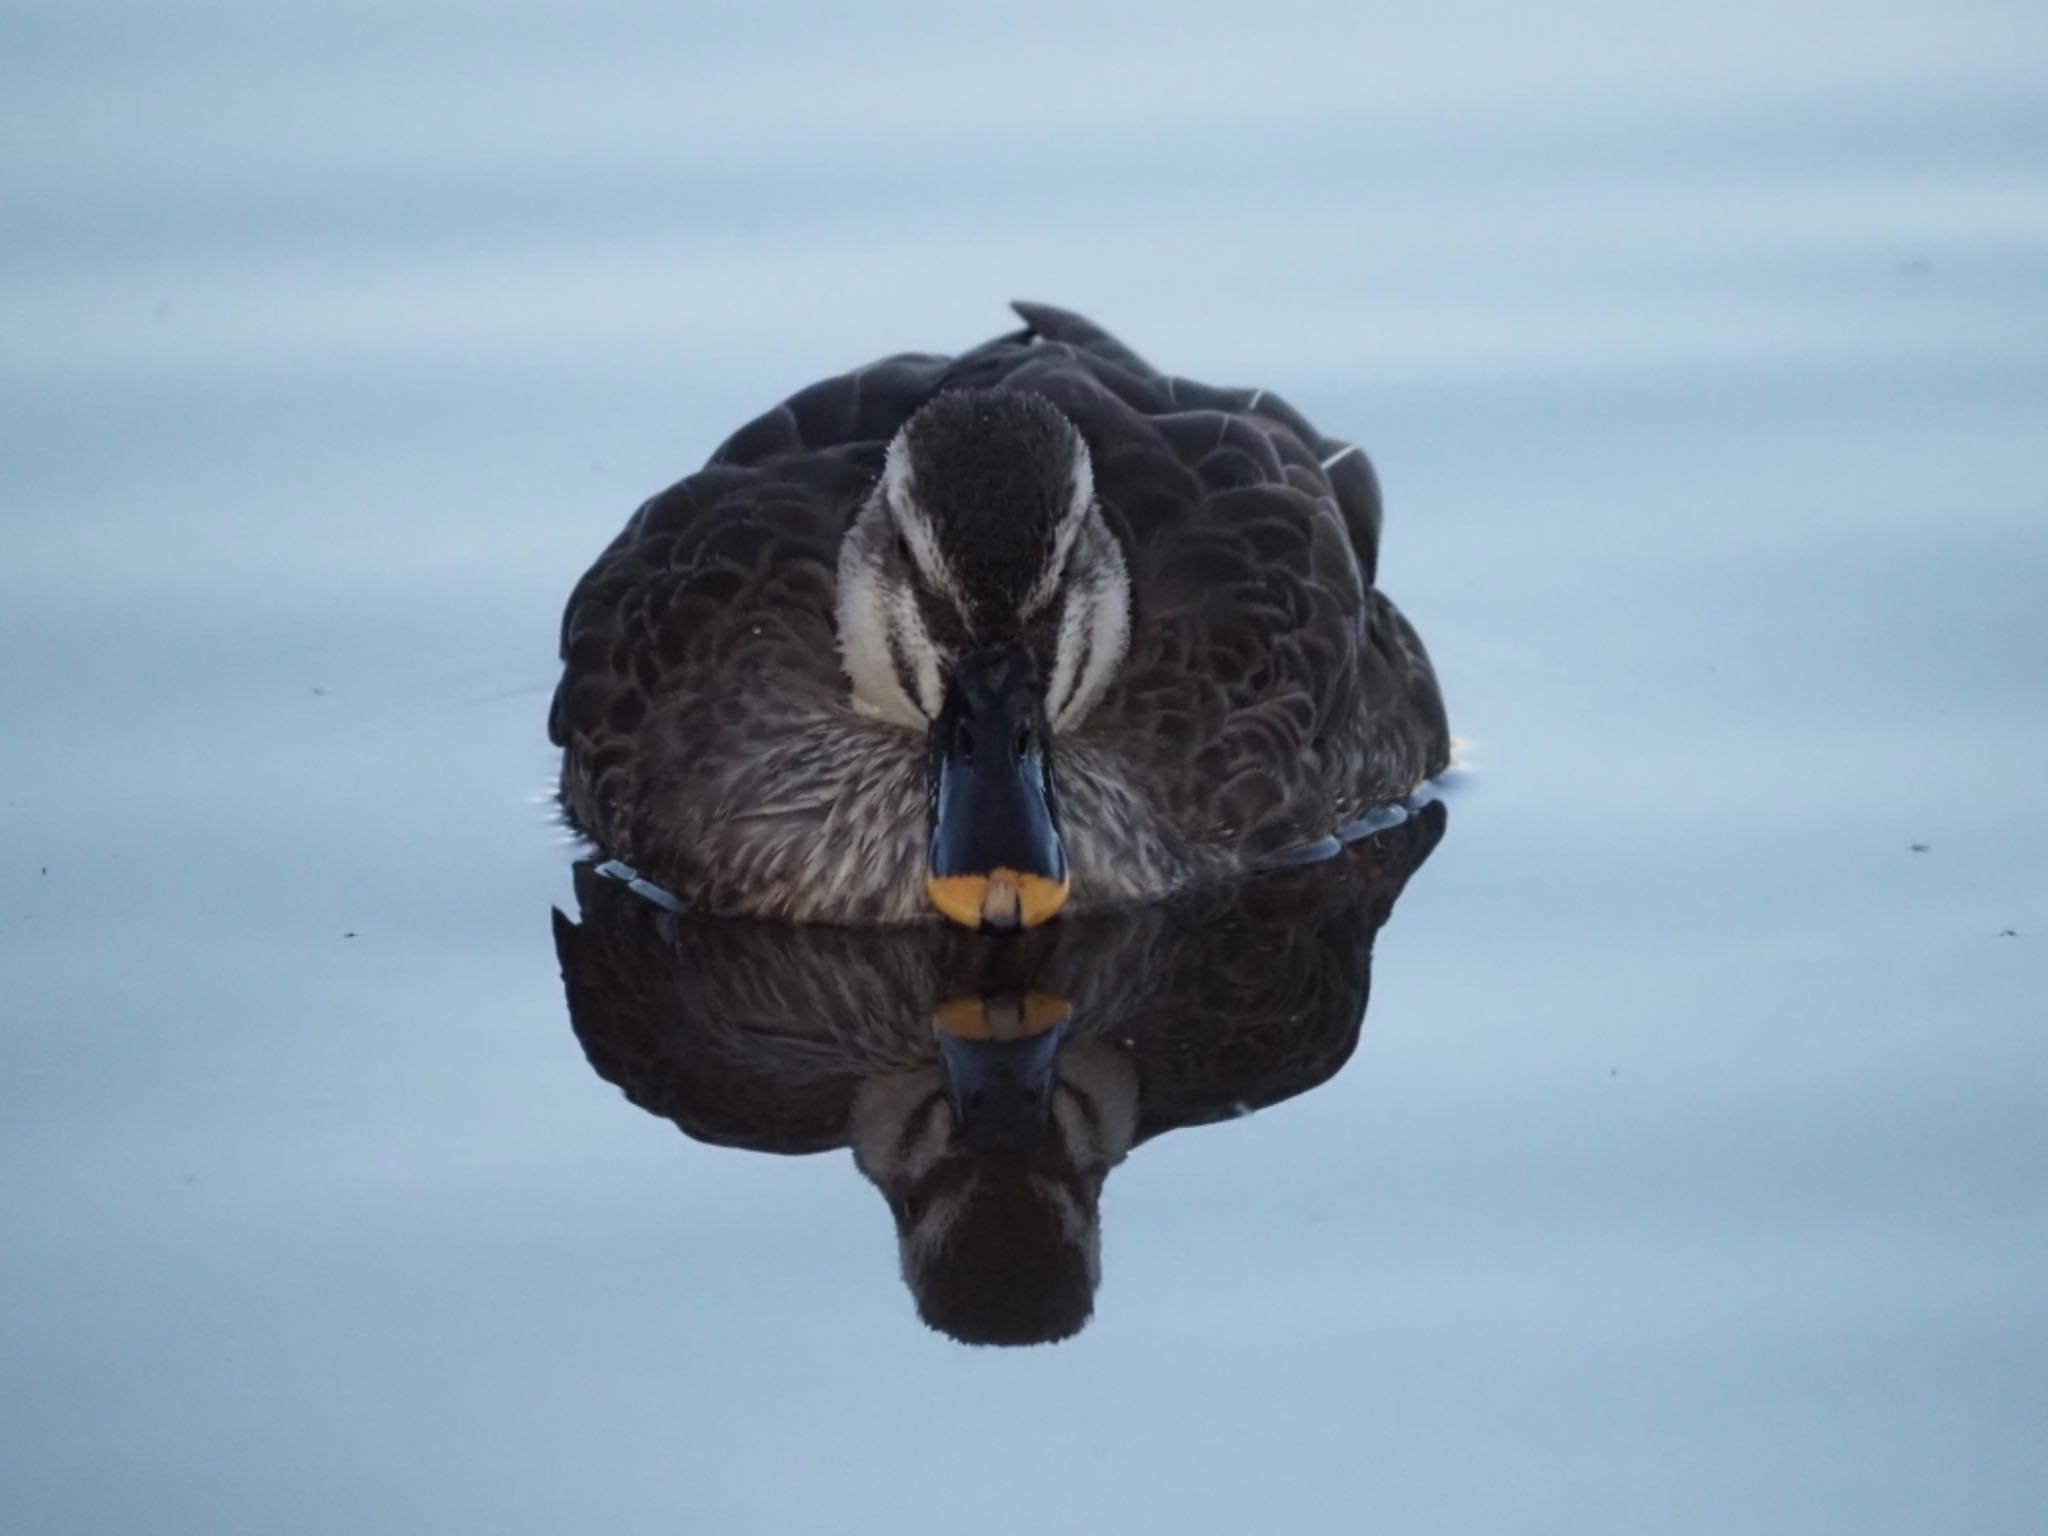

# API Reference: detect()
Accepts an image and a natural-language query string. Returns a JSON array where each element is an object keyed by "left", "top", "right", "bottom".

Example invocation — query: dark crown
[{"left": 898, "top": 389, "right": 1087, "bottom": 626}]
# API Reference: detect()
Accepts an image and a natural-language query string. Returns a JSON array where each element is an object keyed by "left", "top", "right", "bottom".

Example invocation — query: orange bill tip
[{"left": 926, "top": 869, "right": 1070, "bottom": 931}]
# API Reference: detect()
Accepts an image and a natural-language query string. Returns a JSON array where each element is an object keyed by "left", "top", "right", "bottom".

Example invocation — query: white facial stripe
[
  {"left": 881, "top": 433, "right": 962, "bottom": 605},
  {"left": 1077, "top": 545, "right": 1131, "bottom": 717},
  {"left": 837, "top": 507, "right": 937, "bottom": 727},
  {"left": 1049, "top": 520, "right": 1131, "bottom": 731},
  {"left": 1022, "top": 433, "right": 1096, "bottom": 617},
  {"left": 879, "top": 430, "right": 917, "bottom": 513},
  {"left": 1067, "top": 431, "right": 1096, "bottom": 519},
  {"left": 892, "top": 586, "right": 944, "bottom": 719},
  {"left": 1047, "top": 587, "right": 1089, "bottom": 725}
]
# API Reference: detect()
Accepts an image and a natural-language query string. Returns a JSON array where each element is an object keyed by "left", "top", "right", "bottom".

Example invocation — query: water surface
[{"left": 3, "top": 2, "right": 2045, "bottom": 1531}]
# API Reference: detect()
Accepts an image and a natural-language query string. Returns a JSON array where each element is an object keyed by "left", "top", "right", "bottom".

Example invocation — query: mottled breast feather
[{"left": 549, "top": 303, "right": 1449, "bottom": 921}]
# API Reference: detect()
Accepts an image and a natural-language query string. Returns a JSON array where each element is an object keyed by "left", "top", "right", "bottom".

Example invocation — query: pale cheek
[
  {"left": 834, "top": 539, "right": 931, "bottom": 730},
  {"left": 1047, "top": 594, "right": 1088, "bottom": 726},
  {"left": 849, "top": 1071, "right": 948, "bottom": 1184},
  {"left": 1086, "top": 576, "right": 1130, "bottom": 696}
]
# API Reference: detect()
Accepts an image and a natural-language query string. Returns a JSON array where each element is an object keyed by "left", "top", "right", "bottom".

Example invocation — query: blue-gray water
[{"left": 4, "top": 2, "right": 2045, "bottom": 1530}]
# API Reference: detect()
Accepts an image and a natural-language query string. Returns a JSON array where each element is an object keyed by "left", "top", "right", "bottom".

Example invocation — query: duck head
[
  {"left": 850, "top": 993, "right": 1138, "bottom": 1346},
  {"left": 836, "top": 389, "right": 1132, "bottom": 930}
]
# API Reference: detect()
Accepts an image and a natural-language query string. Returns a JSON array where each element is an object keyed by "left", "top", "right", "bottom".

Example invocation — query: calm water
[{"left": 4, "top": 2, "right": 2046, "bottom": 1531}]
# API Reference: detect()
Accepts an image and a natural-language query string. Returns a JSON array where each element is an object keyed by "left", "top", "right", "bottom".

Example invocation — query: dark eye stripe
[
  {"left": 1053, "top": 1072, "right": 1104, "bottom": 1149},
  {"left": 883, "top": 612, "right": 923, "bottom": 715},
  {"left": 894, "top": 1086, "right": 947, "bottom": 1164}
]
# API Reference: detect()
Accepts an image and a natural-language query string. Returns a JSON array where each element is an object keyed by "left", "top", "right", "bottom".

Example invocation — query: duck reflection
[{"left": 553, "top": 800, "right": 1446, "bottom": 1346}]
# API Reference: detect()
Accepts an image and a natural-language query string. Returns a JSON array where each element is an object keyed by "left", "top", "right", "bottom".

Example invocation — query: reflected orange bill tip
[{"left": 932, "top": 991, "right": 1075, "bottom": 1041}]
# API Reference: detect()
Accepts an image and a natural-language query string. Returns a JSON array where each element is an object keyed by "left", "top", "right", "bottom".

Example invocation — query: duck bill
[
  {"left": 926, "top": 645, "right": 1070, "bottom": 931},
  {"left": 933, "top": 993, "right": 1073, "bottom": 1153}
]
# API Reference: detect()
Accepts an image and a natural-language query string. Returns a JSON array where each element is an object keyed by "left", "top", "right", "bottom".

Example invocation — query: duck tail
[{"left": 1008, "top": 301, "right": 1157, "bottom": 376}]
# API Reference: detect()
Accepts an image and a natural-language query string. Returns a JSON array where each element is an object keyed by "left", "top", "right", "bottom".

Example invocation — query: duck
[
  {"left": 553, "top": 801, "right": 1448, "bottom": 1345},
  {"left": 549, "top": 302, "right": 1449, "bottom": 930}
]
